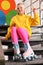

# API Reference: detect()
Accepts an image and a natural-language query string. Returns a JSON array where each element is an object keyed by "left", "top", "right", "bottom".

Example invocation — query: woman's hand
[
  {"left": 0, "top": 36, "right": 7, "bottom": 40},
  {"left": 31, "top": 6, "right": 37, "bottom": 14}
]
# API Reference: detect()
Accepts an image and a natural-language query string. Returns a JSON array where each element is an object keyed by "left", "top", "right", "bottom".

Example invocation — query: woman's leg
[
  {"left": 11, "top": 27, "right": 18, "bottom": 43},
  {"left": 17, "top": 28, "right": 28, "bottom": 44},
  {"left": 17, "top": 28, "right": 35, "bottom": 61},
  {"left": 11, "top": 27, "right": 22, "bottom": 60}
]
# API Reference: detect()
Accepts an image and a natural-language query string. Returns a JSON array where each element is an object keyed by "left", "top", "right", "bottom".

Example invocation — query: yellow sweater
[{"left": 5, "top": 13, "right": 40, "bottom": 39}]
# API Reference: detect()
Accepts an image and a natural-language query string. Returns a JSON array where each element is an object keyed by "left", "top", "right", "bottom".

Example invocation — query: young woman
[{"left": 0, "top": 3, "right": 40, "bottom": 61}]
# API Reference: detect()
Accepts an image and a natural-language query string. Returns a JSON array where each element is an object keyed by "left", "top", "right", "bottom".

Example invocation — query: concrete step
[
  {"left": 4, "top": 46, "right": 43, "bottom": 56},
  {"left": 0, "top": 25, "right": 9, "bottom": 30},
  {"left": 0, "top": 29, "right": 42, "bottom": 39},
  {"left": 1, "top": 38, "right": 43, "bottom": 46},
  {"left": 0, "top": 31, "right": 6, "bottom": 36},
  {"left": 0, "top": 41, "right": 5, "bottom": 65},
  {"left": 5, "top": 57, "right": 43, "bottom": 65}
]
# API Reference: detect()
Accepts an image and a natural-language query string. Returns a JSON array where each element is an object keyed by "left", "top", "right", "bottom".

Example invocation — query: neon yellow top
[{"left": 5, "top": 13, "right": 40, "bottom": 39}]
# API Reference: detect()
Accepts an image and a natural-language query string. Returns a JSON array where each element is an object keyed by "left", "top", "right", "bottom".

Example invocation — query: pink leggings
[{"left": 11, "top": 27, "right": 29, "bottom": 44}]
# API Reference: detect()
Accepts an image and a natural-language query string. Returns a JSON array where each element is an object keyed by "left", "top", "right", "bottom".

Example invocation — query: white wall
[{"left": 15, "top": 0, "right": 22, "bottom": 4}]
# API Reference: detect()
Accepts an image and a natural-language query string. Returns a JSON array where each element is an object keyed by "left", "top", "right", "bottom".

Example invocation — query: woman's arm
[
  {"left": 0, "top": 17, "right": 16, "bottom": 40},
  {"left": 5, "top": 17, "right": 16, "bottom": 39},
  {"left": 29, "top": 7, "right": 40, "bottom": 26}
]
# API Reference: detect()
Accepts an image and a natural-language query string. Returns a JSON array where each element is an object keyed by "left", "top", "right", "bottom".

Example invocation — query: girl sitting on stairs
[{"left": 0, "top": 3, "right": 40, "bottom": 61}]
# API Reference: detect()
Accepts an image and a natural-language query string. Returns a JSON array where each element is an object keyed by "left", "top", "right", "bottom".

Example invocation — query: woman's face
[{"left": 17, "top": 4, "right": 25, "bottom": 15}]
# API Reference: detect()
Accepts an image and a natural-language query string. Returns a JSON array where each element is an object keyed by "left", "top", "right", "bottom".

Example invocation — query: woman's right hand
[{"left": 0, "top": 36, "right": 7, "bottom": 40}]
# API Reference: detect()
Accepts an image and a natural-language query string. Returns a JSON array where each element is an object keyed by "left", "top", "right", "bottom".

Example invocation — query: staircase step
[
  {"left": 0, "top": 25, "right": 43, "bottom": 65},
  {"left": 4, "top": 46, "right": 43, "bottom": 52},
  {"left": 0, "top": 41, "right": 5, "bottom": 65},
  {"left": 32, "top": 46, "right": 43, "bottom": 51},
  {"left": 0, "top": 25, "right": 9, "bottom": 30},
  {"left": 2, "top": 38, "right": 43, "bottom": 46},
  {"left": 0, "top": 30, "right": 42, "bottom": 40},
  {"left": 0, "top": 31, "right": 6, "bottom": 36},
  {"left": 4, "top": 46, "right": 43, "bottom": 56},
  {"left": 5, "top": 58, "right": 43, "bottom": 65}
]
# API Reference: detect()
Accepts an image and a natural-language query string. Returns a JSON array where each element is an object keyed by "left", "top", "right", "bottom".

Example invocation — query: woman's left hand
[{"left": 31, "top": 7, "right": 37, "bottom": 13}]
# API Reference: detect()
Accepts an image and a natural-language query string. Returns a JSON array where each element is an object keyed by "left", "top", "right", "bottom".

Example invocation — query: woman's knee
[
  {"left": 17, "top": 28, "right": 28, "bottom": 43},
  {"left": 11, "top": 26, "right": 16, "bottom": 31},
  {"left": 11, "top": 27, "right": 18, "bottom": 43}
]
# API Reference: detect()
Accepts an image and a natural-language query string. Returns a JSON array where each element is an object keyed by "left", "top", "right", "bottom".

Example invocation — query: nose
[{"left": 18, "top": 8, "right": 21, "bottom": 12}]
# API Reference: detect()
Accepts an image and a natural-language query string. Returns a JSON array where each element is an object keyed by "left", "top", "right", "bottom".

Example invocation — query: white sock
[
  {"left": 23, "top": 42, "right": 34, "bottom": 58},
  {"left": 14, "top": 48, "right": 20, "bottom": 54},
  {"left": 12, "top": 42, "right": 20, "bottom": 54},
  {"left": 26, "top": 42, "right": 34, "bottom": 54}
]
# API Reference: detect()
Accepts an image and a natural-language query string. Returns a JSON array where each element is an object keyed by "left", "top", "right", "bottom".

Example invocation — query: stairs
[
  {"left": 5, "top": 58, "right": 43, "bottom": 65},
  {"left": 0, "top": 25, "right": 43, "bottom": 65}
]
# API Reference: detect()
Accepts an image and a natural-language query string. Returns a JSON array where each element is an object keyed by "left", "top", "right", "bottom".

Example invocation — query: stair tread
[
  {"left": 2, "top": 38, "right": 43, "bottom": 43},
  {"left": 32, "top": 46, "right": 43, "bottom": 51},
  {"left": 5, "top": 57, "right": 43, "bottom": 65},
  {"left": 0, "top": 31, "right": 6, "bottom": 33},
  {"left": 0, "top": 25, "right": 43, "bottom": 64},
  {"left": 4, "top": 46, "right": 43, "bottom": 53},
  {"left": 0, "top": 30, "right": 43, "bottom": 34}
]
